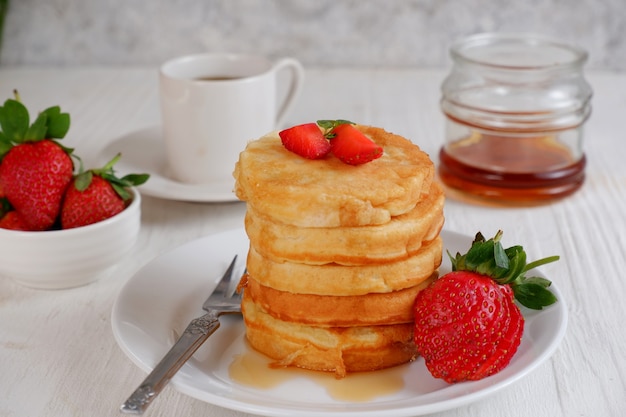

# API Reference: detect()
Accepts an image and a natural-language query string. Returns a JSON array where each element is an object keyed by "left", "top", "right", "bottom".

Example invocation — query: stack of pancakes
[{"left": 233, "top": 125, "right": 444, "bottom": 377}]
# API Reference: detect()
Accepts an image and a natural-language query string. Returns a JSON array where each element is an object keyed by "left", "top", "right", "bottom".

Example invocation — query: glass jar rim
[{"left": 450, "top": 32, "right": 588, "bottom": 70}]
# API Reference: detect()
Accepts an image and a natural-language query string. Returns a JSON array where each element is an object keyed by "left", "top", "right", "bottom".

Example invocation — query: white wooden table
[{"left": 1, "top": 67, "right": 625, "bottom": 417}]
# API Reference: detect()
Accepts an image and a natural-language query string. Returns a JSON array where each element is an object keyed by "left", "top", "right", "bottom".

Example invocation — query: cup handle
[{"left": 271, "top": 58, "right": 305, "bottom": 128}]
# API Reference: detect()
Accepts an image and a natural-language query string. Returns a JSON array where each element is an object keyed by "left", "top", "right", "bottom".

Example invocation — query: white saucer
[
  {"left": 97, "top": 126, "right": 239, "bottom": 202},
  {"left": 112, "top": 229, "right": 568, "bottom": 417}
]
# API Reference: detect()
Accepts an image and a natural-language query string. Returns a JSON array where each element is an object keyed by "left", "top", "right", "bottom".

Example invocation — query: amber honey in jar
[{"left": 439, "top": 33, "right": 592, "bottom": 203}]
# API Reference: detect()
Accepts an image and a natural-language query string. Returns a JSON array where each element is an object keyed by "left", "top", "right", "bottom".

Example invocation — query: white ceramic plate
[
  {"left": 98, "top": 126, "right": 238, "bottom": 202},
  {"left": 111, "top": 229, "right": 567, "bottom": 417}
]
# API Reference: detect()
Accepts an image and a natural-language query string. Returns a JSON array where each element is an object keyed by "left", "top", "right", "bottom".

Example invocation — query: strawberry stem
[
  {"left": 523, "top": 255, "right": 561, "bottom": 272},
  {"left": 102, "top": 153, "right": 122, "bottom": 172}
]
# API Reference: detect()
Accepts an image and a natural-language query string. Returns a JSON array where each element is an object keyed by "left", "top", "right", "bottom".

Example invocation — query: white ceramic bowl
[{"left": 0, "top": 188, "right": 141, "bottom": 289}]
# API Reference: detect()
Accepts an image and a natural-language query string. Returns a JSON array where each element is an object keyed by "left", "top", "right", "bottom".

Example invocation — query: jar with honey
[{"left": 439, "top": 33, "right": 592, "bottom": 204}]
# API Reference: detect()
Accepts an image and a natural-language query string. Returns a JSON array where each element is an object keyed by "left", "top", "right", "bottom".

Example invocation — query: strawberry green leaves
[
  {"left": 74, "top": 153, "right": 149, "bottom": 201},
  {"left": 0, "top": 91, "right": 71, "bottom": 158},
  {"left": 513, "top": 276, "right": 557, "bottom": 310},
  {"left": 317, "top": 119, "right": 353, "bottom": 138},
  {"left": 0, "top": 136, "right": 10, "bottom": 157},
  {"left": 0, "top": 98, "right": 29, "bottom": 143},
  {"left": 34, "top": 106, "right": 71, "bottom": 139},
  {"left": 448, "top": 230, "right": 559, "bottom": 310},
  {"left": 25, "top": 110, "right": 49, "bottom": 141}
]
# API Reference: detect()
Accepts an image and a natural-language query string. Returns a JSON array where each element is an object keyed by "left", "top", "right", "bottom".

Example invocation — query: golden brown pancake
[
  {"left": 241, "top": 293, "right": 417, "bottom": 378},
  {"left": 245, "top": 182, "right": 444, "bottom": 265},
  {"left": 233, "top": 125, "right": 435, "bottom": 228},
  {"left": 246, "top": 237, "right": 442, "bottom": 296},
  {"left": 244, "top": 274, "right": 436, "bottom": 326}
]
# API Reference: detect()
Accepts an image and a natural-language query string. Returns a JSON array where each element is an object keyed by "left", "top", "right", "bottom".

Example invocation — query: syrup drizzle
[{"left": 228, "top": 347, "right": 408, "bottom": 402}]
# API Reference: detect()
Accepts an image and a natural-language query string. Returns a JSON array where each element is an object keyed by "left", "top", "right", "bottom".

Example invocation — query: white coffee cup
[{"left": 159, "top": 53, "right": 304, "bottom": 184}]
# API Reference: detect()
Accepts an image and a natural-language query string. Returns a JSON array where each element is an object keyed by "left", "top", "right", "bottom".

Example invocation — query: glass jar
[{"left": 438, "top": 33, "right": 592, "bottom": 204}]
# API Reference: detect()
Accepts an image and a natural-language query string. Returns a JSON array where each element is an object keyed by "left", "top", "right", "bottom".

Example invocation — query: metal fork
[{"left": 120, "top": 255, "right": 243, "bottom": 414}]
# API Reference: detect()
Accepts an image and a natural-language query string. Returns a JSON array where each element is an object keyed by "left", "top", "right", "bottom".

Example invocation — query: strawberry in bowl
[
  {"left": 0, "top": 92, "right": 149, "bottom": 289},
  {"left": 61, "top": 154, "right": 148, "bottom": 229},
  {"left": 0, "top": 92, "right": 74, "bottom": 230}
]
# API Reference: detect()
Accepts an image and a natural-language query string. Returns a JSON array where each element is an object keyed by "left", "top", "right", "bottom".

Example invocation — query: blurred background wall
[{"left": 1, "top": 0, "right": 625, "bottom": 70}]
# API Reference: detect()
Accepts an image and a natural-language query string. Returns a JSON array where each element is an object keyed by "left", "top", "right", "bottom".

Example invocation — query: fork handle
[{"left": 120, "top": 312, "right": 220, "bottom": 414}]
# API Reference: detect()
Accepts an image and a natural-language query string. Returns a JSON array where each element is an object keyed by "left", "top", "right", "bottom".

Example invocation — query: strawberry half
[
  {"left": 413, "top": 231, "right": 558, "bottom": 383},
  {"left": 279, "top": 123, "right": 331, "bottom": 159},
  {"left": 61, "top": 153, "right": 149, "bottom": 229},
  {"left": 328, "top": 123, "right": 383, "bottom": 165}
]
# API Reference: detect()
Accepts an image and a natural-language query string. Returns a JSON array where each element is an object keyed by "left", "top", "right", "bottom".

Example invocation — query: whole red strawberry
[
  {"left": 0, "top": 92, "right": 73, "bottom": 230},
  {"left": 0, "top": 140, "right": 73, "bottom": 230},
  {"left": 61, "top": 154, "right": 148, "bottom": 229},
  {"left": 414, "top": 231, "right": 559, "bottom": 383}
]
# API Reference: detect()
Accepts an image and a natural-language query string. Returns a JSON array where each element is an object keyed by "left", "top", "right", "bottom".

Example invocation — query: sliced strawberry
[
  {"left": 469, "top": 293, "right": 524, "bottom": 380},
  {"left": 414, "top": 271, "right": 511, "bottom": 383},
  {"left": 279, "top": 123, "right": 331, "bottom": 159},
  {"left": 413, "top": 231, "right": 559, "bottom": 384},
  {"left": 329, "top": 124, "right": 383, "bottom": 165}
]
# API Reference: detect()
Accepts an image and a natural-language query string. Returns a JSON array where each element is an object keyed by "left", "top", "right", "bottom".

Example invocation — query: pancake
[
  {"left": 245, "top": 182, "right": 444, "bottom": 265},
  {"left": 234, "top": 122, "right": 444, "bottom": 377},
  {"left": 246, "top": 236, "right": 443, "bottom": 296},
  {"left": 233, "top": 125, "right": 435, "bottom": 228},
  {"left": 243, "top": 274, "right": 436, "bottom": 326},
  {"left": 241, "top": 293, "right": 417, "bottom": 377}
]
